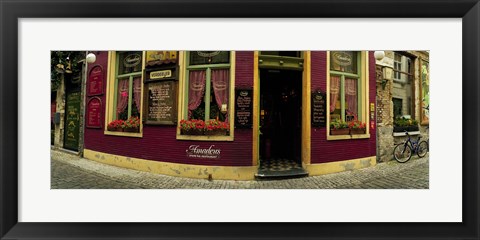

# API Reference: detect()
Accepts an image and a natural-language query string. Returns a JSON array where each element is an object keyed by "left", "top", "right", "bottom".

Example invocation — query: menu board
[
  {"left": 88, "top": 65, "right": 104, "bottom": 96},
  {"left": 86, "top": 97, "right": 102, "bottom": 128},
  {"left": 145, "top": 81, "right": 177, "bottom": 125},
  {"left": 311, "top": 91, "right": 326, "bottom": 127},
  {"left": 235, "top": 89, "right": 253, "bottom": 128}
]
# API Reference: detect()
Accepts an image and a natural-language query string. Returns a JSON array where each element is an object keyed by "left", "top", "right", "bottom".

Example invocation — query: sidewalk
[{"left": 51, "top": 149, "right": 429, "bottom": 189}]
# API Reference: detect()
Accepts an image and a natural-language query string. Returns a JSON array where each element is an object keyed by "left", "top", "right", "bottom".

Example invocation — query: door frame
[{"left": 252, "top": 51, "right": 311, "bottom": 167}]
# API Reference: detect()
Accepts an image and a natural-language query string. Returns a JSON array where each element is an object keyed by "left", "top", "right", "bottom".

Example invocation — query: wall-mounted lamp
[
  {"left": 86, "top": 52, "right": 96, "bottom": 64},
  {"left": 374, "top": 51, "right": 385, "bottom": 61}
]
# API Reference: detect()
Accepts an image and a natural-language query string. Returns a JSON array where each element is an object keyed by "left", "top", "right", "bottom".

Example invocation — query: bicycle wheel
[
  {"left": 394, "top": 144, "right": 412, "bottom": 163},
  {"left": 417, "top": 141, "right": 429, "bottom": 158}
]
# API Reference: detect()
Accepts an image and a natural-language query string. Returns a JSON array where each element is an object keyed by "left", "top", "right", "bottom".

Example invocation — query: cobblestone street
[{"left": 51, "top": 150, "right": 429, "bottom": 189}]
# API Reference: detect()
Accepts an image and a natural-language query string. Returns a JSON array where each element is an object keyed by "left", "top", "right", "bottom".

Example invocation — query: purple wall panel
[
  {"left": 310, "top": 51, "right": 377, "bottom": 164},
  {"left": 84, "top": 51, "right": 254, "bottom": 167}
]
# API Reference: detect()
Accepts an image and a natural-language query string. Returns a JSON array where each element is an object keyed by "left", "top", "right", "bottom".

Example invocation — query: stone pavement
[{"left": 51, "top": 149, "right": 429, "bottom": 189}]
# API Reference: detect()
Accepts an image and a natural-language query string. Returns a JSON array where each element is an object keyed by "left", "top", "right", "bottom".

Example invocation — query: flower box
[
  {"left": 393, "top": 125, "right": 419, "bottom": 132},
  {"left": 330, "top": 128, "right": 350, "bottom": 135},
  {"left": 205, "top": 129, "right": 227, "bottom": 136},
  {"left": 124, "top": 127, "right": 139, "bottom": 133},
  {"left": 350, "top": 128, "right": 366, "bottom": 135},
  {"left": 107, "top": 126, "right": 123, "bottom": 132},
  {"left": 181, "top": 128, "right": 204, "bottom": 136}
]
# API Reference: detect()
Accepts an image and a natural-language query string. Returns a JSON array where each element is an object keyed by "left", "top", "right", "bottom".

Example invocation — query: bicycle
[{"left": 393, "top": 131, "right": 429, "bottom": 163}]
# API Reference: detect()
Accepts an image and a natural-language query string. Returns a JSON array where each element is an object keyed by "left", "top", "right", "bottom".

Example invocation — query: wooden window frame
[
  {"left": 176, "top": 51, "right": 236, "bottom": 141},
  {"left": 327, "top": 51, "right": 370, "bottom": 140},
  {"left": 104, "top": 51, "right": 145, "bottom": 138}
]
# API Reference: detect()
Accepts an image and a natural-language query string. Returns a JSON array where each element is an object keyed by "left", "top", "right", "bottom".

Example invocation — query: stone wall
[{"left": 376, "top": 51, "right": 429, "bottom": 162}]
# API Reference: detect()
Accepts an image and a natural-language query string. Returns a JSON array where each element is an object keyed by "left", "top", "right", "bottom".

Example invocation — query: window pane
[
  {"left": 118, "top": 51, "right": 142, "bottom": 75},
  {"left": 345, "top": 78, "right": 358, "bottom": 121},
  {"left": 131, "top": 77, "right": 141, "bottom": 118},
  {"left": 329, "top": 75, "right": 341, "bottom": 122},
  {"left": 116, "top": 78, "right": 130, "bottom": 120},
  {"left": 330, "top": 51, "right": 357, "bottom": 74},
  {"left": 211, "top": 69, "right": 230, "bottom": 122},
  {"left": 188, "top": 70, "right": 206, "bottom": 120},
  {"left": 189, "top": 51, "right": 230, "bottom": 65}
]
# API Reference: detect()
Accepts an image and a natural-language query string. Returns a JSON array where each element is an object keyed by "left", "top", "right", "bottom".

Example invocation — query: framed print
[{"left": 1, "top": 0, "right": 479, "bottom": 240}]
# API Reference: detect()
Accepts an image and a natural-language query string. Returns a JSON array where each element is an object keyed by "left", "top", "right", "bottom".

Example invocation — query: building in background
[
  {"left": 51, "top": 52, "right": 87, "bottom": 154},
  {"left": 375, "top": 51, "right": 429, "bottom": 162}
]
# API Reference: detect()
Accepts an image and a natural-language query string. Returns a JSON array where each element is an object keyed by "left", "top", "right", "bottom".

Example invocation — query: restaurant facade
[{"left": 82, "top": 51, "right": 377, "bottom": 180}]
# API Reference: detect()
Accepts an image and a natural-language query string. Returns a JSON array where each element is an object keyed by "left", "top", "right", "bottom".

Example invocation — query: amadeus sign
[
  {"left": 332, "top": 51, "right": 352, "bottom": 66},
  {"left": 186, "top": 145, "right": 221, "bottom": 159}
]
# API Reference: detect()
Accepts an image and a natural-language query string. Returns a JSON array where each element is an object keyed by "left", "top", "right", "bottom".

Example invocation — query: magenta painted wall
[
  {"left": 84, "top": 51, "right": 254, "bottom": 167},
  {"left": 310, "top": 51, "right": 377, "bottom": 164},
  {"left": 84, "top": 51, "right": 375, "bottom": 167}
]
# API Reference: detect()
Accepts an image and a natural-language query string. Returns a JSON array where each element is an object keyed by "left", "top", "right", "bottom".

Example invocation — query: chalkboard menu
[
  {"left": 311, "top": 91, "right": 326, "bottom": 127},
  {"left": 235, "top": 89, "right": 253, "bottom": 128},
  {"left": 145, "top": 81, "right": 177, "bottom": 125},
  {"left": 88, "top": 65, "right": 104, "bottom": 96},
  {"left": 86, "top": 97, "right": 102, "bottom": 128}
]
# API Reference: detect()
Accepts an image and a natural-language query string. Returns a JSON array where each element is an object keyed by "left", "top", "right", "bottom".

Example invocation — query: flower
[
  {"left": 179, "top": 119, "right": 205, "bottom": 131},
  {"left": 348, "top": 120, "right": 366, "bottom": 129},
  {"left": 205, "top": 119, "right": 229, "bottom": 131}
]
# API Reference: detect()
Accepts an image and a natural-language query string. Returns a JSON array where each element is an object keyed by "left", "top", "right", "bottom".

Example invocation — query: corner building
[{"left": 83, "top": 51, "right": 377, "bottom": 180}]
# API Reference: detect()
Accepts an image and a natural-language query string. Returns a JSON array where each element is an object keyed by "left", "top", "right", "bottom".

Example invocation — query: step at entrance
[{"left": 255, "top": 158, "right": 309, "bottom": 180}]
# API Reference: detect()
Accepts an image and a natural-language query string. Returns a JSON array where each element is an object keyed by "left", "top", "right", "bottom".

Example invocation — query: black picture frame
[{"left": 1, "top": 0, "right": 478, "bottom": 239}]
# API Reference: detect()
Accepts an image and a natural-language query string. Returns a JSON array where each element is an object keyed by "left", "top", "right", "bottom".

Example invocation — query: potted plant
[
  {"left": 179, "top": 119, "right": 205, "bottom": 135},
  {"left": 394, "top": 117, "right": 419, "bottom": 132},
  {"left": 330, "top": 119, "right": 349, "bottom": 135},
  {"left": 204, "top": 119, "right": 229, "bottom": 136},
  {"left": 124, "top": 116, "right": 140, "bottom": 132},
  {"left": 107, "top": 119, "right": 124, "bottom": 132},
  {"left": 348, "top": 119, "right": 366, "bottom": 135}
]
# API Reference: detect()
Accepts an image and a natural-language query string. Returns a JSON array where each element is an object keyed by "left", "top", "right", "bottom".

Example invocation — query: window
[
  {"left": 392, "top": 52, "right": 414, "bottom": 122},
  {"left": 179, "top": 51, "right": 233, "bottom": 139},
  {"left": 393, "top": 53, "right": 412, "bottom": 83},
  {"left": 328, "top": 51, "right": 369, "bottom": 138},
  {"left": 105, "top": 51, "right": 144, "bottom": 135},
  {"left": 115, "top": 51, "right": 142, "bottom": 121},
  {"left": 329, "top": 51, "right": 361, "bottom": 122}
]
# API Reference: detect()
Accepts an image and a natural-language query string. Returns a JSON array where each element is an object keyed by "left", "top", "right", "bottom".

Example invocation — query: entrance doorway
[{"left": 258, "top": 69, "right": 306, "bottom": 177}]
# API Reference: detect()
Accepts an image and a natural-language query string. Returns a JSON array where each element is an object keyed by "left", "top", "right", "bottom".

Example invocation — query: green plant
[
  {"left": 51, "top": 51, "right": 85, "bottom": 91},
  {"left": 394, "top": 117, "right": 418, "bottom": 127},
  {"left": 330, "top": 119, "right": 348, "bottom": 130}
]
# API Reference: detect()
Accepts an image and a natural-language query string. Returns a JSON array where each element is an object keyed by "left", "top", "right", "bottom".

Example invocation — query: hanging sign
[
  {"left": 86, "top": 97, "right": 102, "bottom": 128},
  {"left": 88, "top": 65, "right": 104, "bottom": 96},
  {"left": 150, "top": 70, "right": 172, "bottom": 80},
  {"left": 235, "top": 89, "right": 253, "bottom": 128},
  {"left": 311, "top": 91, "right": 326, "bottom": 127},
  {"left": 146, "top": 51, "right": 177, "bottom": 66}
]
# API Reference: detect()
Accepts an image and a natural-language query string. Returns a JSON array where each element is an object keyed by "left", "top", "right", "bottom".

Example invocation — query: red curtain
[
  {"left": 211, "top": 69, "right": 229, "bottom": 121},
  {"left": 330, "top": 76, "right": 340, "bottom": 112},
  {"left": 133, "top": 77, "right": 141, "bottom": 116},
  {"left": 188, "top": 70, "right": 206, "bottom": 119},
  {"left": 345, "top": 78, "right": 358, "bottom": 118},
  {"left": 116, "top": 78, "right": 129, "bottom": 119}
]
